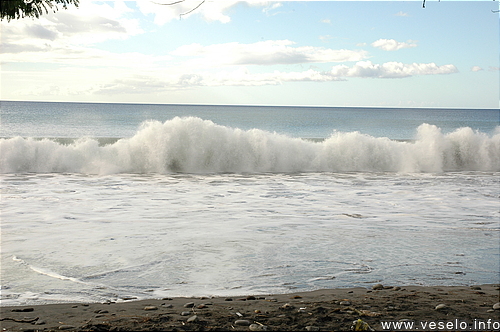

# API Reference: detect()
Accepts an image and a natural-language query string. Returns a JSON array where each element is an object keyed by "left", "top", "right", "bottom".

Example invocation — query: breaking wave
[{"left": 1, "top": 117, "right": 499, "bottom": 174}]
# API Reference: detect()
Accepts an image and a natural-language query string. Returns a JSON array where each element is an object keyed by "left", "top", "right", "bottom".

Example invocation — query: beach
[{"left": 1, "top": 284, "right": 499, "bottom": 331}]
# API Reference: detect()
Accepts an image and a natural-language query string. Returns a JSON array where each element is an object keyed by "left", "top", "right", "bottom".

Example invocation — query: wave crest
[{"left": 1, "top": 117, "right": 499, "bottom": 174}]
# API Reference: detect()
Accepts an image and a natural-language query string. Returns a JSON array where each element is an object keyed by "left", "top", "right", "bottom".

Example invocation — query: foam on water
[
  {"left": 13, "top": 256, "right": 84, "bottom": 284},
  {"left": 1, "top": 117, "right": 499, "bottom": 174},
  {"left": 1, "top": 170, "right": 499, "bottom": 305}
]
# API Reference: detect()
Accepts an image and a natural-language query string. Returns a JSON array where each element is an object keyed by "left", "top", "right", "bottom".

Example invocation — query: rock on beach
[
  {"left": 234, "top": 319, "right": 251, "bottom": 326},
  {"left": 58, "top": 325, "right": 76, "bottom": 330},
  {"left": 435, "top": 304, "right": 447, "bottom": 310},
  {"left": 183, "top": 302, "right": 195, "bottom": 308},
  {"left": 249, "top": 323, "right": 269, "bottom": 331}
]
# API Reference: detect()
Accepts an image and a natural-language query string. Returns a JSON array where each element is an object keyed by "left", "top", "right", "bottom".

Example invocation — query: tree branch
[
  {"left": 152, "top": 0, "right": 187, "bottom": 5},
  {"left": 180, "top": 0, "right": 205, "bottom": 18},
  {"left": 0, "top": 0, "right": 79, "bottom": 21}
]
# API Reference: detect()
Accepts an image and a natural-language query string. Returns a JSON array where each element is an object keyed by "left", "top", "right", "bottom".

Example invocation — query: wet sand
[{"left": 1, "top": 284, "right": 499, "bottom": 331}]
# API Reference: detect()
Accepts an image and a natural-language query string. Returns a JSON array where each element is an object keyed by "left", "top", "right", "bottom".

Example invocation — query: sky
[{"left": 0, "top": 0, "right": 498, "bottom": 108}]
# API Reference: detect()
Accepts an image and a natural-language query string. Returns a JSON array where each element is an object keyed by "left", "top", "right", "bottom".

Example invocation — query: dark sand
[{"left": 1, "top": 284, "right": 499, "bottom": 331}]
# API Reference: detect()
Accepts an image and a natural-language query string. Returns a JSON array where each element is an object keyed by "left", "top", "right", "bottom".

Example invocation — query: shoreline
[{"left": 1, "top": 284, "right": 499, "bottom": 331}]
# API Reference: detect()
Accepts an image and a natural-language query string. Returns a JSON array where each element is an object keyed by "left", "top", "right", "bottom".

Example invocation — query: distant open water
[
  {"left": 0, "top": 101, "right": 499, "bottom": 305},
  {"left": 1, "top": 101, "right": 499, "bottom": 140}
]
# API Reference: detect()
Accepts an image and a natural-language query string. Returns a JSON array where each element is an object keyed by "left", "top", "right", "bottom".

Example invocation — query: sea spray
[{"left": 1, "top": 117, "right": 499, "bottom": 174}]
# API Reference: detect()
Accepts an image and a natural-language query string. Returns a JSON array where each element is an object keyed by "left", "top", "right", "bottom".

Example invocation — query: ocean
[{"left": 1, "top": 101, "right": 499, "bottom": 305}]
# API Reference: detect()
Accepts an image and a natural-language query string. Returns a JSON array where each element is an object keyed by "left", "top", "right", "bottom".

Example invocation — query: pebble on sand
[
  {"left": 493, "top": 303, "right": 500, "bottom": 310},
  {"left": 187, "top": 315, "right": 198, "bottom": 323},
  {"left": 435, "top": 304, "right": 447, "bottom": 310},
  {"left": 59, "top": 325, "right": 76, "bottom": 330},
  {"left": 94, "top": 309, "right": 108, "bottom": 314},
  {"left": 372, "top": 284, "right": 384, "bottom": 290},
  {"left": 11, "top": 308, "right": 34, "bottom": 312},
  {"left": 234, "top": 319, "right": 251, "bottom": 326},
  {"left": 249, "top": 323, "right": 269, "bottom": 331},
  {"left": 143, "top": 306, "right": 158, "bottom": 311},
  {"left": 184, "top": 302, "right": 195, "bottom": 308},
  {"left": 281, "top": 303, "right": 294, "bottom": 309}
]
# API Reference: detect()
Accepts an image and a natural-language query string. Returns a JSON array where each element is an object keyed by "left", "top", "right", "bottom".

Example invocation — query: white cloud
[
  {"left": 7, "top": 58, "right": 461, "bottom": 98},
  {"left": 371, "top": 39, "right": 417, "bottom": 51},
  {"left": 1, "top": 1, "right": 142, "bottom": 57},
  {"left": 320, "top": 19, "right": 331, "bottom": 24},
  {"left": 395, "top": 11, "right": 409, "bottom": 17},
  {"left": 330, "top": 61, "right": 458, "bottom": 78},
  {"left": 0, "top": 1, "right": 461, "bottom": 100},
  {"left": 137, "top": 0, "right": 272, "bottom": 25},
  {"left": 0, "top": 0, "right": 167, "bottom": 81},
  {"left": 263, "top": 2, "right": 283, "bottom": 16},
  {"left": 471, "top": 66, "right": 483, "bottom": 72},
  {"left": 170, "top": 40, "right": 369, "bottom": 67},
  {"left": 202, "top": 67, "right": 345, "bottom": 86},
  {"left": 87, "top": 60, "right": 460, "bottom": 95},
  {"left": 319, "top": 35, "right": 334, "bottom": 42},
  {"left": 1, "top": 42, "right": 172, "bottom": 69},
  {"left": 136, "top": 1, "right": 223, "bottom": 24},
  {"left": 87, "top": 66, "right": 346, "bottom": 94},
  {"left": 91, "top": 75, "right": 172, "bottom": 95}
]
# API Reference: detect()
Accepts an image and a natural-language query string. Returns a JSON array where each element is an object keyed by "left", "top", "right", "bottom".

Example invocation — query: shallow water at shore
[{"left": 1, "top": 171, "right": 498, "bottom": 305}]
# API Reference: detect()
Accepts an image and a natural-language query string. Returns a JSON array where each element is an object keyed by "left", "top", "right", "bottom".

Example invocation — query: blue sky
[{"left": 1, "top": 0, "right": 498, "bottom": 108}]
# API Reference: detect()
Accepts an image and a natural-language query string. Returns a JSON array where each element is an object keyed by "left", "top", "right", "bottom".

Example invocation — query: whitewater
[
  {"left": 1, "top": 103, "right": 499, "bottom": 306},
  {"left": 1, "top": 117, "right": 499, "bottom": 174}
]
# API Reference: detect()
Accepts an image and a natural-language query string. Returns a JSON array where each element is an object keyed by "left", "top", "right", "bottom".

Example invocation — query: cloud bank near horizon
[{"left": 0, "top": 0, "right": 496, "bottom": 108}]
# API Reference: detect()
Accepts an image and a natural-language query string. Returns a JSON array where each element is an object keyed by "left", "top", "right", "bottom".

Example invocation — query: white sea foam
[
  {"left": 1, "top": 117, "right": 499, "bottom": 174},
  {"left": 1, "top": 171, "right": 498, "bottom": 305}
]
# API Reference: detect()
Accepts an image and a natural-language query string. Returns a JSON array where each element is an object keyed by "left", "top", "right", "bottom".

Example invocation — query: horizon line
[{"left": 1, "top": 99, "right": 498, "bottom": 110}]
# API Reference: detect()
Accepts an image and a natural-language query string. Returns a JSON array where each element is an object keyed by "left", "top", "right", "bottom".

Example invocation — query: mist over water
[{"left": 1, "top": 117, "right": 499, "bottom": 174}]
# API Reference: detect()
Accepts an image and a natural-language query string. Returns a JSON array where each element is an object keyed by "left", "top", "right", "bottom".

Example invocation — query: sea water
[{"left": 1, "top": 101, "right": 499, "bottom": 305}]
